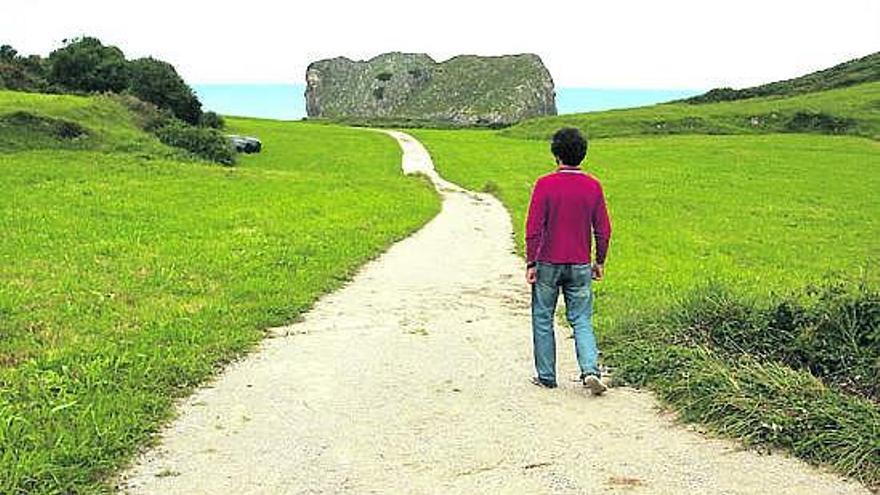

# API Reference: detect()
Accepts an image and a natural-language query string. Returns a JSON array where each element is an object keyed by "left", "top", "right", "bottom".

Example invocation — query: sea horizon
[{"left": 193, "top": 83, "right": 705, "bottom": 121}]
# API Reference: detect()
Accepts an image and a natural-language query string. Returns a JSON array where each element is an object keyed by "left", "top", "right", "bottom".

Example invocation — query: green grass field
[
  {"left": 412, "top": 130, "right": 879, "bottom": 321},
  {"left": 3, "top": 78, "right": 879, "bottom": 491},
  {"left": 0, "top": 92, "right": 439, "bottom": 493},
  {"left": 504, "top": 82, "right": 880, "bottom": 140},
  {"left": 410, "top": 128, "right": 880, "bottom": 485}
]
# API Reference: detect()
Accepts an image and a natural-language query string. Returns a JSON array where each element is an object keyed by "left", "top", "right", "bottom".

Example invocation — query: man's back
[{"left": 525, "top": 169, "right": 611, "bottom": 266}]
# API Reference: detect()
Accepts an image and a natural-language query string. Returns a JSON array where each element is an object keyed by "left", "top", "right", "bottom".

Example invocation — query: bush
[
  {"left": 784, "top": 111, "right": 856, "bottom": 134},
  {"left": 0, "top": 45, "right": 47, "bottom": 92},
  {"left": 47, "top": 37, "right": 129, "bottom": 93},
  {"left": 154, "top": 121, "right": 234, "bottom": 165},
  {"left": 199, "top": 111, "right": 225, "bottom": 129},
  {"left": 0, "top": 44, "right": 16, "bottom": 63},
  {"left": 0, "top": 64, "right": 37, "bottom": 91},
  {"left": 128, "top": 57, "right": 202, "bottom": 124}
]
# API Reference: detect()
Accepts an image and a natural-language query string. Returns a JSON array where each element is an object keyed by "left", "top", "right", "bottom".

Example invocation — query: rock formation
[{"left": 305, "top": 52, "right": 556, "bottom": 126}]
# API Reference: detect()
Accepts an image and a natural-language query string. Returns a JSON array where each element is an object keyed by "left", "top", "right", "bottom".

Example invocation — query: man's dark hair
[{"left": 551, "top": 127, "right": 588, "bottom": 166}]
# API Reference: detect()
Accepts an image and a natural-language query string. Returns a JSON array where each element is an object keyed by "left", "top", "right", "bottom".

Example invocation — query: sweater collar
[{"left": 557, "top": 164, "right": 583, "bottom": 173}]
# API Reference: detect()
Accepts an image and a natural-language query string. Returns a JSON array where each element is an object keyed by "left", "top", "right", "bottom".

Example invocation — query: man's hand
[
  {"left": 591, "top": 264, "right": 605, "bottom": 281},
  {"left": 526, "top": 266, "right": 537, "bottom": 284}
]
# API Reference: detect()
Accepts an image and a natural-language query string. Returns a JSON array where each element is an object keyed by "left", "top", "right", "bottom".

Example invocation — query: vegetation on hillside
[
  {"left": 504, "top": 82, "right": 880, "bottom": 140},
  {"left": 683, "top": 51, "right": 880, "bottom": 103},
  {"left": 607, "top": 283, "right": 879, "bottom": 486},
  {"left": 0, "top": 90, "right": 233, "bottom": 164},
  {"left": 0, "top": 44, "right": 48, "bottom": 92},
  {"left": 0, "top": 91, "right": 170, "bottom": 155},
  {"left": 2, "top": 38, "right": 204, "bottom": 125},
  {"left": 0, "top": 38, "right": 237, "bottom": 164},
  {"left": 411, "top": 129, "right": 880, "bottom": 487},
  {"left": 0, "top": 116, "right": 439, "bottom": 493}
]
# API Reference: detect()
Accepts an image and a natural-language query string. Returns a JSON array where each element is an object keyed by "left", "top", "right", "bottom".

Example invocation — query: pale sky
[{"left": 3, "top": 0, "right": 878, "bottom": 89}]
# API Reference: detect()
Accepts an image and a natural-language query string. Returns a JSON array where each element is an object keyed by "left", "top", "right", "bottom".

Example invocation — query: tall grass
[{"left": 606, "top": 283, "right": 879, "bottom": 488}]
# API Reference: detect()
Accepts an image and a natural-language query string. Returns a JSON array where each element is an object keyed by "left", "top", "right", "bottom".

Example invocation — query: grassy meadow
[
  {"left": 411, "top": 130, "right": 879, "bottom": 321},
  {"left": 410, "top": 127, "right": 880, "bottom": 485},
  {"left": 0, "top": 91, "right": 439, "bottom": 493},
  {"left": 504, "top": 82, "right": 880, "bottom": 140}
]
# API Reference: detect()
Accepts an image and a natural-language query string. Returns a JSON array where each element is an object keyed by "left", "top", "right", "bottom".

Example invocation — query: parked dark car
[{"left": 228, "top": 135, "right": 262, "bottom": 153}]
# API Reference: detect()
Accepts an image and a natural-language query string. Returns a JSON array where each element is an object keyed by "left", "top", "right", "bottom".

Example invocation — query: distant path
[{"left": 121, "top": 131, "right": 868, "bottom": 494}]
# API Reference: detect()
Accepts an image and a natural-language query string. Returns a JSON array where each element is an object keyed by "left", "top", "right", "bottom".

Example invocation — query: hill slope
[
  {"left": 684, "top": 51, "right": 880, "bottom": 104},
  {"left": 0, "top": 90, "right": 170, "bottom": 154},
  {"left": 503, "top": 82, "right": 880, "bottom": 140}
]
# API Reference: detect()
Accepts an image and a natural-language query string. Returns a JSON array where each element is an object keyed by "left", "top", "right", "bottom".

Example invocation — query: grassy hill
[
  {"left": 684, "top": 51, "right": 880, "bottom": 103},
  {"left": 503, "top": 81, "right": 880, "bottom": 140},
  {"left": 0, "top": 92, "right": 439, "bottom": 493},
  {"left": 0, "top": 90, "right": 170, "bottom": 154}
]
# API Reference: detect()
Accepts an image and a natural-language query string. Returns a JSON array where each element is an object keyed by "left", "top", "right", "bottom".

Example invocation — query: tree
[
  {"left": 0, "top": 45, "right": 18, "bottom": 63},
  {"left": 0, "top": 44, "right": 46, "bottom": 91},
  {"left": 47, "top": 37, "right": 129, "bottom": 93},
  {"left": 128, "top": 57, "right": 202, "bottom": 124}
]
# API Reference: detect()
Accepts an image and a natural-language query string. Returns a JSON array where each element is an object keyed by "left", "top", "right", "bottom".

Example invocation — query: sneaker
[
  {"left": 582, "top": 374, "right": 607, "bottom": 395},
  {"left": 531, "top": 377, "right": 558, "bottom": 389}
]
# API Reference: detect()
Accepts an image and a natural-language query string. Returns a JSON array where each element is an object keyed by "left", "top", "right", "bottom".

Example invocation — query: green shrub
[
  {"left": 0, "top": 45, "right": 16, "bottom": 63},
  {"left": 0, "top": 64, "right": 36, "bottom": 91},
  {"left": 128, "top": 57, "right": 202, "bottom": 124},
  {"left": 0, "top": 46, "right": 47, "bottom": 92},
  {"left": 199, "top": 111, "right": 225, "bottom": 129},
  {"left": 154, "top": 121, "right": 234, "bottom": 165},
  {"left": 785, "top": 111, "right": 856, "bottom": 134},
  {"left": 47, "top": 37, "right": 129, "bottom": 93}
]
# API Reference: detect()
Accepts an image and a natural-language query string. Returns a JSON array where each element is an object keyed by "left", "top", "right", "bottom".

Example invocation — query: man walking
[{"left": 525, "top": 128, "right": 611, "bottom": 394}]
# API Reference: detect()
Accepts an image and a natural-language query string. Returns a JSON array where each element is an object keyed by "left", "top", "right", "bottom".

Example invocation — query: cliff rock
[{"left": 305, "top": 52, "right": 556, "bottom": 126}]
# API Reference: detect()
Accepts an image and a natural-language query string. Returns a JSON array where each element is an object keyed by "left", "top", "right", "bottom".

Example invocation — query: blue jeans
[{"left": 531, "top": 262, "right": 600, "bottom": 387}]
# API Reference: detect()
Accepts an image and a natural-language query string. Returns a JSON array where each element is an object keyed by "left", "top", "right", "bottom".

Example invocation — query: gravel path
[{"left": 120, "top": 131, "right": 869, "bottom": 494}]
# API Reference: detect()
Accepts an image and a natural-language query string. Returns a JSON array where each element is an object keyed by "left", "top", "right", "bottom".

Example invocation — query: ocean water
[
  {"left": 193, "top": 84, "right": 703, "bottom": 121},
  {"left": 193, "top": 84, "right": 307, "bottom": 121}
]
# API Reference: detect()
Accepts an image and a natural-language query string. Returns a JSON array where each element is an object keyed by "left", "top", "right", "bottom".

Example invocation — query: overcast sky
[{"left": 4, "top": 0, "right": 878, "bottom": 89}]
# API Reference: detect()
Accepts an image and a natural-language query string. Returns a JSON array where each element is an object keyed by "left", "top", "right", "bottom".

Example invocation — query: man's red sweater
[{"left": 525, "top": 166, "right": 611, "bottom": 265}]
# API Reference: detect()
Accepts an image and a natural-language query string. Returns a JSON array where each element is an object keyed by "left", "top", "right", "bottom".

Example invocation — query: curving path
[{"left": 120, "top": 131, "right": 869, "bottom": 494}]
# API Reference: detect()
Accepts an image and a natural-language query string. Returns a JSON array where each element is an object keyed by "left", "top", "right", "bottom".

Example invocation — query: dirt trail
[{"left": 121, "top": 131, "right": 868, "bottom": 494}]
